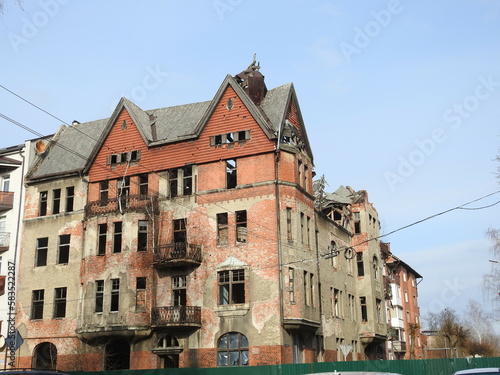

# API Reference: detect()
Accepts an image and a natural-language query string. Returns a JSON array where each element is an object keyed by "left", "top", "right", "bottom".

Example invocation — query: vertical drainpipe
[{"left": 274, "top": 128, "right": 285, "bottom": 356}]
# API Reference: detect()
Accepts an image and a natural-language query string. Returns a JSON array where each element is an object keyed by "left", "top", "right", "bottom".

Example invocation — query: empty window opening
[
  {"left": 52, "top": 189, "right": 61, "bottom": 214},
  {"left": 36, "top": 237, "right": 48, "bottom": 267},
  {"left": 354, "top": 212, "right": 361, "bottom": 234},
  {"left": 110, "top": 278, "right": 120, "bottom": 312},
  {"left": 286, "top": 207, "right": 293, "bottom": 241},
  {"left": 31, "top": 289, "right": 44, "bottom": 320},
  {"left": 105, "top": 339, "right": 130, "bottom": 370},
  {"left": 357, "top": 252, "right": 364, "bottom": 277},
  {"left": 95, "top": 280, "right": 104, "bottom": 313},
  {"left": 226, "top": 159, "right": 237, "bottom": 189},
  {"left": 183, "top": 165, "right": 192, "bottom": 195},
  {"left": 39, "top": 191, "right": 48, "bottom": 216},
  {"left": 113, "top": 222, "right": 122, "bottom": 253},
  {"left": 139, "top": 174, "right": 148, "bottom": 195},
  {"left": 138, "top": 220, "right": 148, "bottom": 252},
  {"left": 360, "top": 296, "right": 368, "bottom": 322},
  {"left": 217, "top": 213, "right": 228, "bottom": 245},
  {"left": 33, "top": 342, "right": 57, "bottom": 370},
  {"left": 57, "top": 234, "right": 70, "bottom": 264},
  {"left": 173, "top": 276, "right": 187, "bottom": 306},
  {"left": 289, "top": 268, "right": 295, "bottom": 303},
  {"left": 173, "top": 219, "right": 187, "bottom": 243},
  {"left": 66, "top": 186, "right": 74, "bottom": 212},
  {"left": 218, "top": 269, "right": 245, "bottom": 305},
  {"left": 136, "top": 277, "right": 146, "bottom": 312},
  {"left": 54, "top": 287, "right": 67, "bottom": 318},
  {"left": 236, "top": 210, "right": 247, "bottom": 243},
  {"left": 98, "top": 223, "right": 107, "bottom": 255}
]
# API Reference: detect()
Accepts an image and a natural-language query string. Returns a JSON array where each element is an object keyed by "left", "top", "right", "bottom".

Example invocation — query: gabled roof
[
  {"left": 0, "top": 156, "right": 22, "bottom": 167},
  {"left": 27, "top": 119, "right": 108, "bottom": 181},
  {"left": 27, "top": 70, "right": 314, "bottom": 180}
]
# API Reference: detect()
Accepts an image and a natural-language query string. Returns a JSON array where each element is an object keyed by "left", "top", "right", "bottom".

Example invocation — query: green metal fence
[{"left": 68, "top": 357, "right": 500, "bottom": 375}]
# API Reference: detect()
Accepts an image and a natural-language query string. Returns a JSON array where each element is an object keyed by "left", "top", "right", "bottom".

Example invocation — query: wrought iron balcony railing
[
  {"left": 151, "top": 306, "right": 201, "bottom": 327},
  {"left": 153, "top": 242, "right": 202, "bottom": 268},
  {"left": 85, "top": 194, "right": 158, "bottom": 217}
]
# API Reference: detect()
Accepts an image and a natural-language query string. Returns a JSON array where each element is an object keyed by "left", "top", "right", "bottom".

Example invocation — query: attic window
[
  {"left": 210, "top": 130, "right": 251, "bottom": 146},
  {"left": 122, "top": 120, "right": 127, "bottom": 130},
  {"left": 226, "top": 98, "right": 234, "bottom": 110},
  {"left": 108, "top": 150, "right": 142, "bottom": 167}
]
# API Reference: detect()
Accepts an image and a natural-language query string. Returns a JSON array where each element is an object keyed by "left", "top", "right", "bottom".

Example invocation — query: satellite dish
[{"left": 35, "top": 140, "right": 47, "bottom": 154}]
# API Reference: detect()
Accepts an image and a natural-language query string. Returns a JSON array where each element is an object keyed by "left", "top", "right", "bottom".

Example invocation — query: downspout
[{"left": 274, "top": 128, "right": 285, "bottom": 356}]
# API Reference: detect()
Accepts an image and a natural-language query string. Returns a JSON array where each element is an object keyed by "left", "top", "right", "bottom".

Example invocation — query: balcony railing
[
  {"left": 154, "top": 243, "right": 202, "bottom": 268},
  {"left": 85, "top": 194, "right": 158, "bottom": 217},
  {"left": 392, "top": 340, "right": 407, "bottom": 352},
  {"left": 0, "top": 232, "right": 10, "bottom": 252},
  {"left": 0, "top": 191, "right": 14, "bottom": 211},
  {"left": 151, "top": 306, "right": 201, "bottom": 327}
]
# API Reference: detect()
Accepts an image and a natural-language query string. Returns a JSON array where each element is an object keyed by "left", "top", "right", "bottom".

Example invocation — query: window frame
[
  {"left": 217, "top": 332, "right": 249, "bottom": 367},
  {"left": 35, "top": 237, "right": 48, "bottom": 267},
  {"left": 54, "top": 287, "right": 67, "bottom": 318},
  {"left": 31, "top": 289, "right": 45, "bottom": 320},
  {"left": 218, "top": 269, "right": 245, "bottom": 305},
  {"left": 57, "top": 234, "right": 70, "bottom": 264}
]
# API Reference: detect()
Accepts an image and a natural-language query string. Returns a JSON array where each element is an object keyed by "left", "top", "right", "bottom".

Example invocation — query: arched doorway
[
  {"left": 33, "top": 342, "right": 57, "bottom": 370},
  {"left": 104, "top": 339, "right": 130, "bottom": 370}
]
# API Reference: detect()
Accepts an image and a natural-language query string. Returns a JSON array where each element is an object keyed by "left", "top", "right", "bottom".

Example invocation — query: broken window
[
  {"left": 66, "top": 186, "right": 74, "bottom": 212},
  {"left": 306, "top": 216, "right": 311, "bottom": 246},
  {"left": 95, "top": 280, "right": 104, "bottom": 313},
  {"left": 211, "top": 131, "right": 251, "bottom": 146},
  {"left": 357, "top": 252, "right": 364, "bottom": 277},
  {"left": 36, "top": 237, "right": 48, "bottom": 267},
  {"left": 138, "top": 220, "right": 148, "bottom": 252},
  {"left": 31, "top": 289, "right": 44, "bottom": 320},
  {"left": 226, "top": 159, "right": 237, "bottom": 189},
  {"left": 99, "top": 181, "right": 109, "bottom": 206},
  {"left": 360, "top": 296, "right": 368, "bottom": 322},
  {"left": 373, "top": 256, "right": 379, "bottom": 279},
  {"left": 286, "top": 207, "right": 293, "bottom": 241},
  {"left": 183, "top": 165, "right": 192, "bottom": 195},
  {"left": 52, "top": 188, "right": 61, "bottom": 214},
  {"left": 218, "top": 269, "right": 245, "bottom": 305},
  {"left": 139, "top": 174, "right": 148, "bottom": 195},
  {"left": 113, "top": 222, "right": 122, "bottom": 253},
  {"left": 217, "top": 332, "right": 249, "bottom": 367},
  {"left": 354, "top": 212, "right": 361, "bottom": 234},
  {"left": 118, "top": 177, "right": 130, "bottom": 209},
  {"left": 54, "top": 287, "right": 67, "bottom": 318},
  {"left": 300, "top": 212, "right": 305, "bottom": 244},
  {"left": 110, "top": 278, "right": 120, "bottom": 312},
  {"left": 289, "top": 267, "right": 295, "bottom": 303},
  {"left": 169, "top": 169, "right": 178, "bottom": 197},
  {"left": 217, "top": 213, "right": 228, "bottom": 245},
  {"left": 39, "top": 191, "right": 47, "bottom": 216},
  {"left": 333, "top": 288, "right": 340, "bottom": 317},
  {"left": 376, "top": 298, "right": 382, "bottom": 323},
  {"left": 57, "top": 234, "right": 70, "bottom": 264},
  {"left": 235, "top": 210, "right": 247, "bottom": 243},
  {"left": 173, "top": 219, "right": 187, "bottom": 243},
  {"left": 98, "top": 223, "right": 107, "bottom": 255},
  {"left": 136, "top": 277, "right": 146, "bottom": 312},
  {"left": 172, "top": 276, "right": 187, "bottom": 306}
]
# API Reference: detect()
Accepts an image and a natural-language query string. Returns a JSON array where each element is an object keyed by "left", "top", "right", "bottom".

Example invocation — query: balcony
[
  {"left": 0, "top": 232, "right": 10, "bottom": 252},
  {"left": 85, "top": 194, "right": 158, "bottom": 217},
  {"left": 0, "top": 191, "right": 14, "bottom": 211},
  {"left": 151, "top": 306, "right": 201, "bottom": 328},
  {"left": 154, "top": 243, "right": 202, "bottom": 268},
  {"left": 392, "top": 340, "right": 407, "bottom": 352}
]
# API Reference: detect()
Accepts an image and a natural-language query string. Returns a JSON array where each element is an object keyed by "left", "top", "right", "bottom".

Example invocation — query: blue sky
[{"left": 1, "top": 0, "right": 500, "bottom": 327}]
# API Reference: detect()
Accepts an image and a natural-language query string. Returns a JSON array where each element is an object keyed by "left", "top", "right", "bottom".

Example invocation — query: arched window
[
  {"left": 217, "top": 332, "right": 248, "bottom": 366},
  {"left": 156, "top": 335, "right": 180, "bottom": 368},
  {"left": 105, "top": 339, "right": 130, "bottom": 370},
  {"left": 33, "top": 342, "right": 57, "bottom": 370}
]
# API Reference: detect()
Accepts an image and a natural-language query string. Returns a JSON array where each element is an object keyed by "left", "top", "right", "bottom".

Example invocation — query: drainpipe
[{"left": 274, "top": 130, "right": 285, "bottom": 355}]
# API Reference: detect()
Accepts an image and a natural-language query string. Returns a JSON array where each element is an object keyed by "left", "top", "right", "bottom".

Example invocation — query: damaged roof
[{"left": 26, "top": 70, "right": 310, "bottom": 181}]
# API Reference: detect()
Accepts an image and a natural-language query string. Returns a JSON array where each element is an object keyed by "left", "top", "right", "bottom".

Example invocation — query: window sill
[{"left": 216, "top": 303, "right": 250, "bottom": 317}]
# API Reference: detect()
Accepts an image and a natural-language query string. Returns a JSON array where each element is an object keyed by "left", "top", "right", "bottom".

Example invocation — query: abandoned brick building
[{"left": 13, "top": 63, "right": 422, "bottom": 370}]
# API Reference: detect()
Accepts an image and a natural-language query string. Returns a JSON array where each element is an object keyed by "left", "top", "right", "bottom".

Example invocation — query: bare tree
[
  {"left": 463, "top": 299, "right": 493, "bottom": 344},
  {"left": 425, "top": 308, "right": 469, "bottom": 357}
]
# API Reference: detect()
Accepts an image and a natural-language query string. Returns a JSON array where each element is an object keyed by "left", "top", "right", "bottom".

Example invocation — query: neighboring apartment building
[
  {"left": 382, "top": 243, "right": 423, "bottom": 360},
  {"left": 14, "top": 63, "right": 421, "bottom": 371},
  {"left": 0, "top": 144, "right": 26, "bottom": 368}
]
